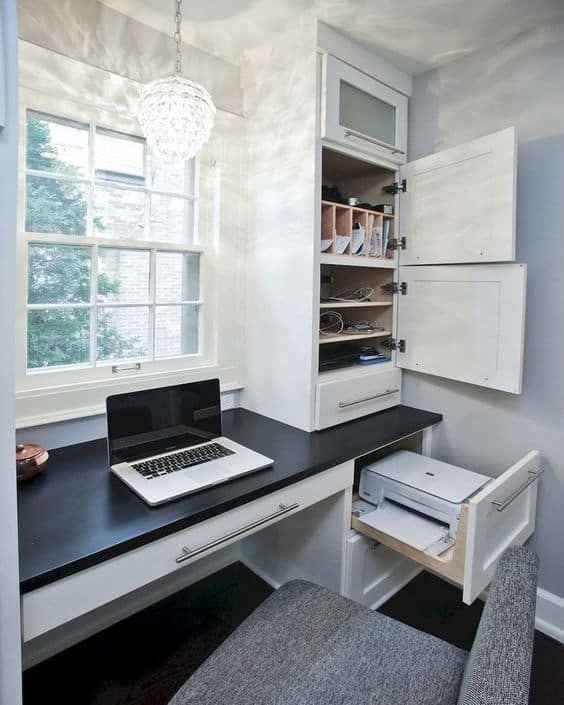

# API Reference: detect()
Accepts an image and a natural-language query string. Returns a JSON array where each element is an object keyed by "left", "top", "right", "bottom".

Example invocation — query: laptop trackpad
[{"left": 187, "top": 461, "right": 233, "bottom": 485}]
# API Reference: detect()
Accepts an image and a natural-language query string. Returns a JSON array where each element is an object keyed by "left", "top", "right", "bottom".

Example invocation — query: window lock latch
[{"left": 112, "top": 363, "right": 141, "bottom": 374}]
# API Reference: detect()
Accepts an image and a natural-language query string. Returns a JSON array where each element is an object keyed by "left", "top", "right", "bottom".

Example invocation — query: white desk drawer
[
  {"left": 22, "top": 461, "right": 353, "bottom": 641},
  {"left": 315, "top": 368, "right": 401, "bottom": 429},
  {"left": 351, "top": 450, "right": 540, "bottom": 604}
]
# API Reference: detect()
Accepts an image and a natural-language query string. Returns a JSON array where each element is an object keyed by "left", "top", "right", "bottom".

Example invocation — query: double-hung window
[{"left": 20, "top": 106, "right": 206, "bottom": 385}]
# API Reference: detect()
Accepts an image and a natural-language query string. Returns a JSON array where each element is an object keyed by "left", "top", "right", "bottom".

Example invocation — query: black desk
[{"left": 18, "top": 405, "right": 441, "bottom": 594}]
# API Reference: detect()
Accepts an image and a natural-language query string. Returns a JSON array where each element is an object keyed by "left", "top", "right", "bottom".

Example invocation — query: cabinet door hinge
[
  {"left": 381, "top": 282, "right": 407, "bottom": 295},
  {"left": 383, "top": 338, "right": 406, "bottom": 353},
  {"left": 388, "top": 237, "right": 406, "bottom": 251},
  {"left": 382, "top": 178, "right": 407, "bottom": 195}
]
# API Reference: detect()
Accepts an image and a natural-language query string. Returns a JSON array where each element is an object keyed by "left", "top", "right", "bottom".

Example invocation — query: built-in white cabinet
[
  {"left": 316, "top": 125, "right": 527, "bottom": 428},
  {"left": 321, "top": 54, "right": 408, "bottom": 164},
  {"left": 244, "top": 32, "right": 527, "bottom": 435}
]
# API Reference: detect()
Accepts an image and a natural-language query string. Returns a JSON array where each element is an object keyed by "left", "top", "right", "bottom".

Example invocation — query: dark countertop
[{"left": 18, "top": 405, "right": 442, "bottom": 594}]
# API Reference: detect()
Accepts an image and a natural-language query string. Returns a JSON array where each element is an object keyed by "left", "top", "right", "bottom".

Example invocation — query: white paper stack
[
  {"left": 351, "top": 225, "right": 365, "bottom": 254},
  {"left": 369, "top": 225, "right": 383, "bottom": 257},
  {"left": 335, "top": 234, "right": 351, "bottom": 254},
  {"left": 358, "top": 502, "right": 450, "bottom": 553}
]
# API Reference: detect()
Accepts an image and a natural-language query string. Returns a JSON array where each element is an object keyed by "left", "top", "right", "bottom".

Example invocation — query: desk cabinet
[
  {"left": 21, "top": 461, "right": 353, "bottom": 641},
  {"left": 344, "top": 532, "right": 421, "bottom": 609}
]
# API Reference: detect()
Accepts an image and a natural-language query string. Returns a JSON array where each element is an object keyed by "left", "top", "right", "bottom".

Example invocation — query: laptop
[{"left": 107, "top": 379, "right": 273, "bottom": 506}]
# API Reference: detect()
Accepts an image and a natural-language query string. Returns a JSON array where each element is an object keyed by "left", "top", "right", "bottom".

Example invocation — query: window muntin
[{"left": 23, "top": 109, "right": 202, "bottom": 374}]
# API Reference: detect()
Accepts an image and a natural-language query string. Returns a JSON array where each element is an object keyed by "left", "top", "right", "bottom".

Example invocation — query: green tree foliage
[
  {"left": 25, "top": 117, "right": 87, "bottom": 235},
  {"left": 25, "top": 115, "right": 144, "bottom": 369}
]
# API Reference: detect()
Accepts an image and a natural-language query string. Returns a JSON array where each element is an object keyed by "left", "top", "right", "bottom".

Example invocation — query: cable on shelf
[
  {"left": 320, "top": 312, "right": 385, "bottom": 338},
  {"left": 319, "top": 311, "right": 344, "bottom": 336},
  {"left": 343, "top": 320, "right": 385, "bottom": 334},
  {"left": 321, "top": 286, "right": 374, "bottom": 303}
]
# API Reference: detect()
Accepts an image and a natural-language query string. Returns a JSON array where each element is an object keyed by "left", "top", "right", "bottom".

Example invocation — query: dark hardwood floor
[{"left": 23, "top": 564, "right": 563, "bottom": 705}]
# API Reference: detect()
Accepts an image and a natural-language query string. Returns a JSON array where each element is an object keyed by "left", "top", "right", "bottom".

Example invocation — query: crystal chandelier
[{"left": 138, "top": 0, "right": 216, "bottom": 160}]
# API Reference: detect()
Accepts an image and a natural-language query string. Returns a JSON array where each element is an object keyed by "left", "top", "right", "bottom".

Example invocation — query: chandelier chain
[
  {"left": 174, "top": 0, "right": 183, "bottom": 75},
  {"left": 138, "top": 0, "right": 216, "bottom": 160}
]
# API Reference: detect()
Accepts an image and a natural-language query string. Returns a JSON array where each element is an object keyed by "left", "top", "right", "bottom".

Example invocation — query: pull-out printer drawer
[{"left": 351, "top": 450, "right": 541, "bottom": 604}]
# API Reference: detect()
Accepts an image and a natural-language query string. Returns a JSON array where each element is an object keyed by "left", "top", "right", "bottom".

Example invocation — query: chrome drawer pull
[
  {"left": 344, "top": 129, "right": 405, "bottom": 155},
  {"left": 338, "top": 389, "right": 399, "bottom": 409},
  {"left": 490, "top": 468, "right": 543, "bottom": 512},
  {"left": 175, "top": 502, "right": 300, "bottom": 564}
]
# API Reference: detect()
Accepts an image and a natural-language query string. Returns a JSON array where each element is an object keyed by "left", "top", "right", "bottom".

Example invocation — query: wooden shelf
[
  {"left": 319, "top": 301, "right": 392, "bottom": 309},
  {"left": 319, "top": 330, "right": 392, "bottom": 344},
  {"left": 320, "top": 253, "right": 396, "bottom": 269},
  {"left": 322, "top": 200, "right": 394, "bottom": 218}
]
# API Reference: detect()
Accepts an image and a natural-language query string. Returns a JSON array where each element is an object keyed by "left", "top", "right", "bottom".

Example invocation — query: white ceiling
[{"left": 100, "top": 0, "right": 564, "bottom": 74}]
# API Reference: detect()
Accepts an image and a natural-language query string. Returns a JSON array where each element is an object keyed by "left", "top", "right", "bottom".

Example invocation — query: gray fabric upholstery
[
  {"left": 169, "top": 579, "right": 467, "bottom": 705},
  {"left": 457, "top": 545, "right": 539, "bottom": 705},
  {"left": 168, "top": 546, "right": 538, "bottom": 705}
]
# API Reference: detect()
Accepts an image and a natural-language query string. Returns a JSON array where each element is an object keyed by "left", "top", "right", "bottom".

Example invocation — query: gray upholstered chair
[{"left": 168, "top": 546, "right": 538, "bottom": 705}]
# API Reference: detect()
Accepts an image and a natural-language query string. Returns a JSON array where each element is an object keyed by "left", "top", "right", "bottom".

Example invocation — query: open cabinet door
[
  {"left": 463, "top": 451, "right": 540, "bottom": 604},
  {"left": 400, "top": 127, "right": 517, "bottom": 265},
  {"left": 396, "top": 264, "right": 526, "bottom": 393}
]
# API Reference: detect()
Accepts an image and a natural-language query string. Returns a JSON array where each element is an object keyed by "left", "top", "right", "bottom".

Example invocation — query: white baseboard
[{"left": 535, "top": 587, "right": 564, "bottom": 644}]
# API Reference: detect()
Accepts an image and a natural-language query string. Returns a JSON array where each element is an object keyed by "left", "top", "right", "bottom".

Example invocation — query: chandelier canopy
[{"left": 137, "top": 0, "right": 216, "bottom": 161}]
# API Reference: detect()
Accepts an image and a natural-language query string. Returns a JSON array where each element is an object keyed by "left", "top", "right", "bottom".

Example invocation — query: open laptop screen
[{"left": 107, "top": 379, "right": 222, "bottom": 465}]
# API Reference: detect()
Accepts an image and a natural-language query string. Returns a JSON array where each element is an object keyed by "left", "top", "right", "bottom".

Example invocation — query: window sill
[{"left": 15, "top": 364, "right": 243, "bottom": 429}]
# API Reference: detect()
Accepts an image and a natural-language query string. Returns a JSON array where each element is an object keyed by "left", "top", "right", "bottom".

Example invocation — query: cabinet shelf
[
  {"left": 320, "top": 301, "right": 392, "bottom": 309},
  {"left": 320, "top": 253, "right": 396, "bottom": 269},
  {"left": 319, "top": 330, "right": 392, "bottom": 345},
  {"left": 322, "top": 200, "right": 395, "bottom": 218}
]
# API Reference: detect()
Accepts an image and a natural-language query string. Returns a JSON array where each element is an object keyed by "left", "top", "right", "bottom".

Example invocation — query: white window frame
[{"left": 15, "top": 86, "right": 230, "bottom": 425}]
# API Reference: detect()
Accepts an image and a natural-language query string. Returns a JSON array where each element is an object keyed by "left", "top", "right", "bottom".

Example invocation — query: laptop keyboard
[{"left": 132, "top": 443, "right": 235, "bottom": 480}]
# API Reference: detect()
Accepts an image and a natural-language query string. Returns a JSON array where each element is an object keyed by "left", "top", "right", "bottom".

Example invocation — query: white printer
[{"left": 356, "top": 451, "right": 491, "bottom": 554}]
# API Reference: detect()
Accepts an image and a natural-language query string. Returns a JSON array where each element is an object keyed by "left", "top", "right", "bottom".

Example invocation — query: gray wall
[
  {"left": 0, "top": 0, "right": 22, "bottom": 702},
  {"left": 18, "top": 0, "right": 242, "bottom": 115},
  {"left": 404, "top": 18, "right": 564, "bottom": 596}
]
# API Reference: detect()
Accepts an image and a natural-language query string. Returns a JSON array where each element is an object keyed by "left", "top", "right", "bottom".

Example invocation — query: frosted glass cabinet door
[
  {"left": 322, "top": 54, "right": 407, "bottom": 164},
  {"left": 400, "top": 128, "right": 517, "bottom": 264}
]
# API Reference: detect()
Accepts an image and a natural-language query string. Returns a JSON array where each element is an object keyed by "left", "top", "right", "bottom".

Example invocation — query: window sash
[
  {"left": 24, "top": 238, "right": 204, "bottom": 372},
  {"left": 20, "top": 104, "right": 207, "bottom": 379}
]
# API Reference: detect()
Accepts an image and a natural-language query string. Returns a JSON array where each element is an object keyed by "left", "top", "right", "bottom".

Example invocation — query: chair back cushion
[{"left": 457, "top": 545, "right": 538, "bottom": 705}]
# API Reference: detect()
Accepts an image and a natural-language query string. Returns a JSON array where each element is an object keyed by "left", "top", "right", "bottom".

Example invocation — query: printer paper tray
[{"left": 357, "top": 503, "right": 453, "bottom": 555}]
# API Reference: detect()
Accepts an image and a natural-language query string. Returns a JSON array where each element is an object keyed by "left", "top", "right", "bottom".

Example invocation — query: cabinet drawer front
[
  {"left": 345, "top": 532, "right": 421, "bottom": 609},
  {"left": 463, "top": 450, "right": 540, "bottom": 603},
  {"left": 22, "top": 462, "right": 353, "bottom": 641},
  {"left": 316, "top": 369, "right": 401, "bottom": 429}
]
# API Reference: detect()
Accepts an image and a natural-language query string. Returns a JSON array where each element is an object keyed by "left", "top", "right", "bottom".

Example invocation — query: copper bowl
[{"left": 16, "top": 442, "right": 49, "bottom": 482}]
